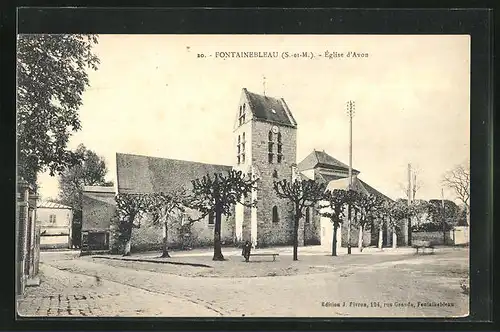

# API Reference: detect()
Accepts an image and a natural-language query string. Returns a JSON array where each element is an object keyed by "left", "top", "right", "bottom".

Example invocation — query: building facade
[
  {"left": 37, "top": 202, "right": 73, "bottom": 249},
  {"left": 81, "top": 88, "right": 394, "bottom": 253}
]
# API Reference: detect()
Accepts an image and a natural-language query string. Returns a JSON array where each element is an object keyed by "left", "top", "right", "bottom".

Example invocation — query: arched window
[
  {"left": 272, "top": 206, "right": 279, "bottom": 222},
  {"left": 208, "top": 211, "right": 215, "bottom": 225},
  {"left": 241, "top": 132, "right": 246, "bottom": 163},
  {"left": 272, "top": 170, "right": 278, "bottom": 178},
  {"left": 268, "top": 131, "right": 274, "bottom": 163},
  {"left": 238, "top": 104, "right": 246, "bottom": 125},
  {"left": 305, "top": 207, "right": 310, "bottom": 224},
  {"left": 237, "top": 133, "right": 245, "bottom": 164},
  {"left": 237, "top": 135, "right": 241, "bottom": 164},
  {"left": 277, "top": 132, "right": 283, "bottom": 163}
]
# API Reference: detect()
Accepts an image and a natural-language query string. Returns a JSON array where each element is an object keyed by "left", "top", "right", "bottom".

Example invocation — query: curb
[{"left": 92, "top": 256, "right": 212, "bottom": 268}]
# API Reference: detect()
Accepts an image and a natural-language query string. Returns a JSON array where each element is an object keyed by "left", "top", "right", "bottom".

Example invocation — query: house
[
  {"left": 37, "top": 201, "right": 73, "bottom": 249},
  {"left": 81, "top": 88, "right": 394, "bottom": 253},
  {"left": 81, "top": 186, "right": 116, "bottom": 253},
  {"left": 297, "top": 150, "right": 396, "bottom": 249}
]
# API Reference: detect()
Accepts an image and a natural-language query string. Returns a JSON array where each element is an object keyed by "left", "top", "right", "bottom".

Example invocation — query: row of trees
[{"left": 112, "top": 169, "right": 423, "bottom": 261}]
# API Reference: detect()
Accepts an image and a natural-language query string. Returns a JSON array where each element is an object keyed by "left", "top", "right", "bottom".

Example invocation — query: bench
[
  {"left": 248, "top": 253, "right": 280, "bottom": 261},
  {"left": 412, "top": 241, "right": 435, "bottom": 254}
]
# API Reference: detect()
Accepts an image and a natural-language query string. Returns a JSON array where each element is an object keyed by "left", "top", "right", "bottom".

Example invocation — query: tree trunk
[
  {"left": 293, "top": 205, "right": 299, "bottom": 261},
  {"left": 392, "top": 221, "right": 397, "bottom": 249},
  {"left": 213, "top": 205, "right": 224, "bottom": 261},
  {"left": 378, "top": 222, "right": 383, "bottom": 250},
  {"left": 466, "top": 205, "right": 470, "bottom": 226},
  {"left": 347, "top": 204, "right": 352, "bottom": 254},
  {"left": 161, "top": 221, "right": 170, "bottom": 258},
  {"left": 332, "top": 224, "right": 338, "bottom": 256},
  {"left": 123, "top": 238, "right": 132, "bottom": 256},
  {"left": 122, "top": 225, "right": 133, "bottom": 256},
  {"left": 407, "top": 216, "right": 412, "bottom": 246},
  {"left": 358, "top": 224, "right": 364, "bottom": 252}
]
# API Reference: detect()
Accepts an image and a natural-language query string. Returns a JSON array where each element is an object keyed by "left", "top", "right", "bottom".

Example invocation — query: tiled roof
[
  {"left": 116, "top": 153, "right": 233, "bottom": 194},
  {"left": 358, "top": 179, "right": 393, "bottom": 202},
  {"left": 324, "top": 177, "right": 393, "bottom": 202},
  {"left": 243, "top": 89, "right": 297, "bottom": 128},
  {"left": 298, "top": 150, "right": 360, "bottom": 173},
  {"left": 37, "top": 201, "right": 72, "bottom": 209},
  {"left": 317, "top": 173, "right": 346, "bottom": 183},
  {"left": 325, "top": 177, "right": 369, "bottom": 195}
]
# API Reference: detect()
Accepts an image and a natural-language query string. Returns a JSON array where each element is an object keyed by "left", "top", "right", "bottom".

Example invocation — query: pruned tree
[
  {"left": 355, "top": 193, "right": 384, "bottom": 252},
  {"left": 189, "top": 170, "right": 258, "bottom": 261},
  {"left": 319, "top": 189, "right": 349, "bottom": 256},
  {"left": 442, "top": 160, "right": 470, "bottom": 226},
  {"left": 17, "top": 34, "right": 100, "bottom": 187},
  {"left": 427, "top": 199, "right": 459, "bottom": 244},
  {"left": 273, "top": 179, "right": 326, "bottom": 261},
  {"left": 143, "top": 189, "right": 191, "bottom": 258},
  {"left": 377, "top": 200, "right": 410, "bottom": 248},
  {"left": 114, "top": 193, "right": 148, "bottom": 256},
  {"left": 57, "top": 144, "right": 113, "bottom": 248}
]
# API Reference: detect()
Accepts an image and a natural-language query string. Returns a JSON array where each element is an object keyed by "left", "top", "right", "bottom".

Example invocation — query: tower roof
[{"left": 242, "top": 88, "right": 297, "bottom": 128}]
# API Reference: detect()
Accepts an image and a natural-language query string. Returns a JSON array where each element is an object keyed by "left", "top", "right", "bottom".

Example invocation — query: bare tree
[
  {"left": 189, "top": 170, "right": 257, "bottom": 261},
  {"left": 144, "top": 189, "right": 190, "bottom": 258},
  {"left": 442, "top": 160, "right": 470, "bottom": 225},
  {"left": 355, "top": 193, "right": 384, "bottom": 252},
  {"left": 273, "top": 179, "right": 326, "bottom": 261},
  {"left": 320, "top": 189, "right": 349, "bottom": 256},
  {"left": 114, "top": 193, "right": 148, "bottom": 256}
]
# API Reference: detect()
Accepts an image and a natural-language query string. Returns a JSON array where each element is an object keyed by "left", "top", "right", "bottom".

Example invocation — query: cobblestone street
[
  {"left": 17, "top": 247, "right": 469, "bottom": 317},
  {"left": 17, "top": 258, "right": 219, "bottom": 317}
]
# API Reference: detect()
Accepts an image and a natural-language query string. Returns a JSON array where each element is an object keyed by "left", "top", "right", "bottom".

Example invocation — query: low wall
[
  {"left": 412, "top": 231, "right": 453, "bottom": 245},
  {"left": 40, "top": 234, "right": 70, "bottom": 249}
]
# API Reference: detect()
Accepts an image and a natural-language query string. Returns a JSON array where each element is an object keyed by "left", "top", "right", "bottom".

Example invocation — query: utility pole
[
  {"left": 346, "top": 100, "right": 355, "bottom": 255},
  {"left": 407, "top": 163, "right": 412, "bottom": 246}
]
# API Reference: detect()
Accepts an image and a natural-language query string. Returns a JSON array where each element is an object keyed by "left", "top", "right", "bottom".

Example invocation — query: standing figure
[{"left": 242, "top": 240, "right": 251, "bottom": 262}]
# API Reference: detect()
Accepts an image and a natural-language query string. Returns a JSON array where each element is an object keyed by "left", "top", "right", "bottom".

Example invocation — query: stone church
[{"left": 81, "top": 88, "right": 393, "bottom": 253}]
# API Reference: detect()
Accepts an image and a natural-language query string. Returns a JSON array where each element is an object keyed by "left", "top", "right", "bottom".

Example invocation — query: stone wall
[
  {"left": 121, "top": 209, "right": 235, "bottom": 253},
  {"left": 252, "top": 121, "right": 297, "bottom": 247}
]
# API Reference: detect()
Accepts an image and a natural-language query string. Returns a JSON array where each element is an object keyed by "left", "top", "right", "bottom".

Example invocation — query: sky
[{"left": 36, "top": 34, "right": 470, "bottom": 202}]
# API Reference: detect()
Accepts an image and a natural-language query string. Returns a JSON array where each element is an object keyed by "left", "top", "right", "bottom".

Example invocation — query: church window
[
  {"left": 268, "top": 130, "right": 274, "bottom": 163},
  {"left": 237, "top": 135, "right": 241, "bottom": 164},
  {"left": 277, "top": 132, "right": 283, "bottom": 163},
  {"left": 239, "top": 104, "right": 246, "bottom": 126},
  {"left": 272, "top": 170, "right": 278, "bottom": 178},
  {"left": 305, "top": 207, "right": 310, "bottom": 224},
  {"left": 272, "top": 206, "right": 279, "bottom": 222},
  {"left": 237, "top": 133, "right": 246, "bottom": 164},
  {"left": 208, "top": 211, "right": 215, "bottom": 225}
]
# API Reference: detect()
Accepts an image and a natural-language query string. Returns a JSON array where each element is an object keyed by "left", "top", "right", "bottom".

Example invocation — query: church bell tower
[{"left": 233, "top": 88, "right": 298, "bottom": 247}]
